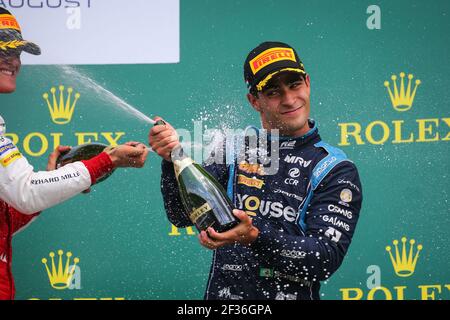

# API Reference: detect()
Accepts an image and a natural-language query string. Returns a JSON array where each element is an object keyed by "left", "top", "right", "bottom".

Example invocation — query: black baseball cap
[
  {"left": 0, "top": 7, "right": 41, "bottom": 56},
  {"left": 244, "top": 41, "right": 306, "bottom": 93}
]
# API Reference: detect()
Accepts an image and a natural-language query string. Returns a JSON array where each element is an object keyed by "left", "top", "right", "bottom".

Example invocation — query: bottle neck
[{"left": 171, "top": 146, "right": 194, "bottom": 178}]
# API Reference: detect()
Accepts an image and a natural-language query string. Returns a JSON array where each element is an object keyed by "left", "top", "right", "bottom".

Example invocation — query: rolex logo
[
  {"left": 385, "top": 237, "right": 423, "bottom": 278},
  {"left": 42, "top": 86, "right": 80, "bottom": 125},
  {"left": 42, "top": 250, "right": 80, "bottom": 290},
  {"left": 384, "top": 72, "right": 421, "bottom": 112}
]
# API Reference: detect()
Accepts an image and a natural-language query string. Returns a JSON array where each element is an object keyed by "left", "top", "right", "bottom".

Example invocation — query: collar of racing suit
[{"left": 265, "top": 119, "right": 319, "bottom": 145}]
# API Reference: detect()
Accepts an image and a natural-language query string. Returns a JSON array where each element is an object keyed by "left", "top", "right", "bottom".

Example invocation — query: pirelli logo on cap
[
  {"left": 250, "top": 47, "right": 296, "bottom": 75},
  {"left": 1, "top": 150, "right": 22, "bottom": 167},
  {"left": 0, "top": 14, "right": 21, "bottom": 31}
]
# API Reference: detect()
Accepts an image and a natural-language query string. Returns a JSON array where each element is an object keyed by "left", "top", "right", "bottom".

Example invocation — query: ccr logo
[{"left": 288, "top": 167, "right": 300, "bottom": 178}]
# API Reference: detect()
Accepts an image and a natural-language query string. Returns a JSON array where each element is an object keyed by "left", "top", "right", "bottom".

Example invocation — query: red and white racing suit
[{"left": 0, "top": 135, "right": 114, "bottom": 299}]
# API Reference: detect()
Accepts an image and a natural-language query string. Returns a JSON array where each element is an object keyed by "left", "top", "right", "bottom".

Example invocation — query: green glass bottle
[
  {"left": 56, "top": 142, "right": 115, "bottom": 183},
  {"left": 171, "top": 145, "right": 238, "bottom": 233}
]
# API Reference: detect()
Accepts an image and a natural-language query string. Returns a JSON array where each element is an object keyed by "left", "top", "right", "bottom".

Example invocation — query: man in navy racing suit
[{"left": 149, "top": 41, "right": 362, "bottom": 300}]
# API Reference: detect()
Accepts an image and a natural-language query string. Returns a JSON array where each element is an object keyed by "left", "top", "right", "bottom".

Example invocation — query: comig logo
[{"left": 42, "top": 86, "right": 81, "bottom": 125}]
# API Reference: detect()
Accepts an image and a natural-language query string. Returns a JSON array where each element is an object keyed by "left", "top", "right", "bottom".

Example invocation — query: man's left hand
[
  {"left": 198, "top": 209, "right": 259, "bottom": 250},
  {"left": 46, "top": 145, "right": 71, "bottom": 171}
]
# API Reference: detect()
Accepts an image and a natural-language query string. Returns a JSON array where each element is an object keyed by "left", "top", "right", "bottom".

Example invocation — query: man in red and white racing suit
[{"left": 0, "top": 8, "right": 149, "bottom": 299}]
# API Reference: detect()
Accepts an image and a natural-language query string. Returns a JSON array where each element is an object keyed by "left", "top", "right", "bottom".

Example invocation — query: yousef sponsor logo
[{"left": 236, "top": 193, "right": 297, "bottom": 222}]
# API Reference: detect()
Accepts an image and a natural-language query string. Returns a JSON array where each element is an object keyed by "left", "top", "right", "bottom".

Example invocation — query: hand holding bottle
[
  {"left": 104, "top": 142, "right": 148, "bottom": 168},
  {"left": 47, "top": 145, "right": 72, "bottom": 171},
  {"left": 198, "top": 209, "right": 260, "bottom": 250},
  {"left": 148, "top": 117, "right": 180, "bottom": 161}
]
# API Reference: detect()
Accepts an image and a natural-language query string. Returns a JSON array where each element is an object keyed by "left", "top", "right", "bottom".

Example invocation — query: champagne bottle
[
  {"left": 171, "top": 145, "right": 239, "bottom": 233},
  {"left": 56, "top": 142, "right": 115, "bottom": 183}
]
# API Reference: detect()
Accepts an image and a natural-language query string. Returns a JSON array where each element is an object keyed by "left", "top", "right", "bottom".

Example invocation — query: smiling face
[
  {"left": 0, "top": 53, "right": 21, "bottom": 93},
  {"left": 247, "top": 72, "right": 311, "bottom": 137}
]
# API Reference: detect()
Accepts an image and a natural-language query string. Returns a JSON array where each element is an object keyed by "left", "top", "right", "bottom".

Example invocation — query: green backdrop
[{"left": 1, "top": 0, "right": 449, "bottom": 300}]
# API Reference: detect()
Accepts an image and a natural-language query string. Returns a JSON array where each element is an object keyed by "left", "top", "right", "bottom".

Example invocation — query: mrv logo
[{"left": 284, "top": 155, "right": 312, "bottom": 167}]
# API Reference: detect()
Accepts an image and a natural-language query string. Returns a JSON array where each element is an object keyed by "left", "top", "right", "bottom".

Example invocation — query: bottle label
[
  {"left": 189, "top": 202, "right": 212, "bottom": 223},
  {"left": 174, "top": 157, "right": 194, "bottom": 178}
]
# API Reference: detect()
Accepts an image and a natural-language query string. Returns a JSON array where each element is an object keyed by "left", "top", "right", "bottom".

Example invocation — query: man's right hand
[
  {"left": 148, "top": 117, "right": 180, "bottom": 161},
  {"left": 104, "top": 142, "right": 148, "bottom": 168}
]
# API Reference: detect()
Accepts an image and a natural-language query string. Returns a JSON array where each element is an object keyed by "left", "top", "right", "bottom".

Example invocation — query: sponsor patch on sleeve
[
  {"left": 0, "top": 142, "right": 18, "bottom": 157},
  {"left": 1, "top": 150, "right": 22, "bottom": 167}
]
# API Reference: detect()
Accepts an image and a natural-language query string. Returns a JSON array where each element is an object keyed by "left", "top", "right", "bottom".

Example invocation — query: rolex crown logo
[
  {"left": 384, "top": 72, "right": 421, "bottom": 112},
  {"left": 42, "top": 86, "right": 80, "bottom": 124},
  {"left": 42, "top": 250, "right": 80, "bottom": 290},
  {"left": 385, "top": 237, "right": 422, "bottom": 277}
]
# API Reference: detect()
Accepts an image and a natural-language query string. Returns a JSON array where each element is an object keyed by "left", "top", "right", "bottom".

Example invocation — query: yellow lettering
[
  {"left": 101, "top": 132, "right": 125, "bottom": 147},
  {"left": 23, "top": 132, "right": 48, "bottom": 157},
  {"left": 338, "top": 123, "right": 365, "bottom": 146},
  {"left": 393, "top": 286, "right": 407, "bottom": 300},
  {"left": 367, "top": 286, "right": 392, "bottom": 300},
  {"left": 366, "top": 121, "right": 390, "bottom": 145},
  {"left": 50, "top": 133, "right": 63, "bottom": 149},
  {"left": 441, "top": 118, "right": 450, "bottom": 141},
  {"left": 4, "top": 133, "right": 18, "bottom": 145},
  {"left": 340, "top": 288, "right": 363, "bottom": 300},
  {"left": 416, "top": 119, "right": 439, "bottom": 142},
  {"left": 245, "top": 196, "right": 260, "bottom": 211},
  {"left": 392, "top": 120, "right": 414, "bottom": 144},
  {"left": 169, "top": 224, "right": 195, "bottom": 236},
  {"left": 76, "top": 132, "right": 98, "bottom": 145},
  {"left": 419, "top": 285, "right": 441, "bottom": 300}
]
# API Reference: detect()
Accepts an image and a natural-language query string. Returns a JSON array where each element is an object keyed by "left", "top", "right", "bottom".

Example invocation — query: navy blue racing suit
[{"left": 160, "top": 120, "right": 362, "bottom": 300}]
